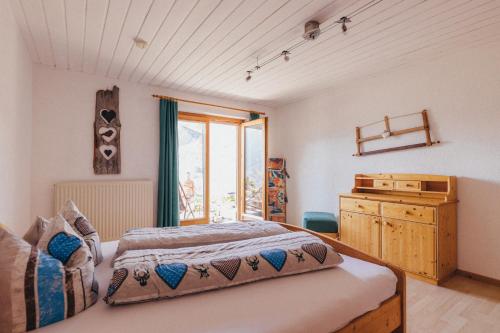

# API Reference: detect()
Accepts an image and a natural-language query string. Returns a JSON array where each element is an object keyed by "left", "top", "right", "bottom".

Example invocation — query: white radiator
[{"left": 54, "top": 180, "right": 154, "bottom": 241}]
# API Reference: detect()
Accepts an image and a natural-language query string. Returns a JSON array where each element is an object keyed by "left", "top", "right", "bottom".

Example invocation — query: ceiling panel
[
  {"left": 127, "top": 0, "right": 198, "bottom": 83},
  {"left": 82, "top": 0, "right": 109, "bottom": 73},
  {"left": 9, "top": 0, "right": 40, "bottom": 62},
  {"left": 117, "top": 0, "right": 176, "bottom": 80},
  {"left": 43, "top": 0, "right": 67, "bottom": 69},
  {"left": 93, "top": 0, "right": 132, "bottom": 75},
  {"left": 65, "top": 0, "right": 86, "bottom": 71},
  {"left": 10, "top": 0, "right": 500, "bottom": 106},
  {"left": 20, "top": 0, "right": 54, "bottom": 66},
  {"left": 138, "top": 0, "right": 223, "bottom": 84},
  {"left": 162, "top": 0, "right": 268, "bottom": 90},
  {"left": 106, "top": 0, "right": 154, "bottom": 78},
  {"left": 148, "top": 0, "right": 244, "bottom": 86}
]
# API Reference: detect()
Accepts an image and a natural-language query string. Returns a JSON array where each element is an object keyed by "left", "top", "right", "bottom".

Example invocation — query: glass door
[
  {"left": 178, "top": 113, "right": 268, "bottom": 225},
  {"left": 239, "top": 118, "right": 268, "bottom": 221},
  {"left": 178, "top": 119, "right": 208, "bottom": 224},
  {"left": 209, "top": 123, "right": 238, "bottom": 223}
]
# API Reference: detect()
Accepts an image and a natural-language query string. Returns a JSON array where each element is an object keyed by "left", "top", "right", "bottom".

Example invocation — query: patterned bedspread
[{"left": 105, "top": 231, "right": 343, "bottom": 305}]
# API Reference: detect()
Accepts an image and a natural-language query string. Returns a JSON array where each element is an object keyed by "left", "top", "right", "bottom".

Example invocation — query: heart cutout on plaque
[
  {"left": 99, "top": 145, "right": 117, "bottom": 160},
  {"left": 100, "top": 109, "right": 116, "bottom": 124},
  {"left": 98, "top": 127, "right": 117, "bottom": 143}
]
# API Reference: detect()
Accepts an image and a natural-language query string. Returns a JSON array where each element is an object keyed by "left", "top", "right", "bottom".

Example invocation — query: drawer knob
[
  {"left": 406, "top": 184, "right": 413, "bottom": 187},
  {"left": 405, "top": 210, "right": 411, "bottom": 215},
  {"left": 357, "top": 204, "right": 363, "bottom": 208}
]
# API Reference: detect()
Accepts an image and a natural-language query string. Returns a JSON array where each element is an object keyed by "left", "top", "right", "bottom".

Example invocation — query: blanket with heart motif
[{"left": 104, "top": 232, "right": 343, "bottom": 305}]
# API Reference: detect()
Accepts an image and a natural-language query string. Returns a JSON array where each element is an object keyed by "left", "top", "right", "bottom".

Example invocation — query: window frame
[{"left": 178, "top": 112, "right": 243, "bottom": 226}]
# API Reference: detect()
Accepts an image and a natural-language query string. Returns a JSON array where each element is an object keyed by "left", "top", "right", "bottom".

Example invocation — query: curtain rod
[{"left": 152, "top": 94, "right": 265, "bottom": 115}]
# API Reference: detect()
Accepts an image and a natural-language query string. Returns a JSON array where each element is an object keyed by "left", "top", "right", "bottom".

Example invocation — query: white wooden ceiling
[{"left": 10, "top": 0, "right": 500, "bottom": 106}]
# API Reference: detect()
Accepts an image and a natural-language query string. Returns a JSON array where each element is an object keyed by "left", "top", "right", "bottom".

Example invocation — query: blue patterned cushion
[
  {"left": 37, "top": 215, "right": 91, "bottom": 269},
  {"left": 47, "top": 232, "right": 82, "bottom": 264},
  {"left": 60, "top": 200, "right": 103, "bottom": 266},
  {"left": 0, "top": 227, "right": 97, "bottom": 332}
]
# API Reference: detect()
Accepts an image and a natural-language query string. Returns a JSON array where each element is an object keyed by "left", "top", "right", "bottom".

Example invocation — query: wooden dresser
[{"left": 339, "top": 174, "right": 457, "bottom": 285}]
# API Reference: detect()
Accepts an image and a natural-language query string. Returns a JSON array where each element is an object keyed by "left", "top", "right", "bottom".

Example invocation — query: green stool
[{"left": 303, "top": 212, "right": 338, "bottom": 238}]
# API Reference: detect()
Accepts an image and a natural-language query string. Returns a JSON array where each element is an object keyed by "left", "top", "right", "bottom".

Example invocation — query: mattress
[{"left": 34, "top": 240, "right": 397, "bottom": 333}]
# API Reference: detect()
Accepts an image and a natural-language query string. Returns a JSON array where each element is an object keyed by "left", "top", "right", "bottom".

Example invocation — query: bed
[{"left": 33, "top": 224, "right": 406, "bottom": 333}]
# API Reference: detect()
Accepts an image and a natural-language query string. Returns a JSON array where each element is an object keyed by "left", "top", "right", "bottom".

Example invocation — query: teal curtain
[{"left": 157, "top": 99, "right": 179, "bottom": 227}]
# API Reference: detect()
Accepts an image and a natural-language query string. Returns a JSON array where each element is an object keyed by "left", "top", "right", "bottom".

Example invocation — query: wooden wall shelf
[{"left": 354, "top": 110, "right": 439, "bottom": 157}]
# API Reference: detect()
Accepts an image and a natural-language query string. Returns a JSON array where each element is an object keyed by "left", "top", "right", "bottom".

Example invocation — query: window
[
  {"left": 178, "top": 120, "right": 206, "bottom": 221},
  {"left": 209, "top": 123, "right": 238, "bottom": 223},
  {"left": 177, "top": 113, "right": 267, "bottom": 225}
]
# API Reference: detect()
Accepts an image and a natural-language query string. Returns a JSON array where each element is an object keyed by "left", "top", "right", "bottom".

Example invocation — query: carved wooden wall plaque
[{"left": 94, "top": 86, "right": 121, "bottom": 174}]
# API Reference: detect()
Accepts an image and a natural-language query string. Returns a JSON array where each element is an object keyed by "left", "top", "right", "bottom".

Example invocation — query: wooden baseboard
[{"left": 456, "top": 269, "right": 500, "bottom": 287}]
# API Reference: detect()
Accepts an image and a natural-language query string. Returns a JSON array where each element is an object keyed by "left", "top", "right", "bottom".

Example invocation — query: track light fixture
[
  {"left": 281, "top": 50, "right": 290, "bottom": 62},
  {"left": 243, "top": 0, "right": 383, "bottom": 81},
  {"left": 303, "top": 20, "right": 321, "bottom": 40},
  {"left": 336, "top": 16, "right": 351, "bottom": 33}
]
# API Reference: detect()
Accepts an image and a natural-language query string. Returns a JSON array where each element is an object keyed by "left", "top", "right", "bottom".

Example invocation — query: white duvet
[{"left": 34, "top": 241, "right": 397, "bottom": 333}]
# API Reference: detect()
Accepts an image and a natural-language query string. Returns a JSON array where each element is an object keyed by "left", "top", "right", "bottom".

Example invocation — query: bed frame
[{"left": 280, "top": 223, "right": 406, "bottom": 333}]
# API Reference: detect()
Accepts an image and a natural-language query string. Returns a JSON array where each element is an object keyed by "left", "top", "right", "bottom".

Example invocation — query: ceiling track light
[
  {"left": 281, "top": 50, "right": 291, "bottom": 62},
  {"left": 336, "top": 16, "right": 351, "bottom": 34},
  {"left": 243, "top": 0, "right": 383, "bottom": 82},
  {"left": 303, "top": 20, "right": 321, "bottom": 40},
  {"left": 245, "top": 71, "right": 252, "bottom": 81}
]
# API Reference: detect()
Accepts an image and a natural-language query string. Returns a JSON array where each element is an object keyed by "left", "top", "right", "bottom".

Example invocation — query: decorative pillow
[
  {"left": 0, "top": 227, "right": 98, "bottom": 333},
  {"left": 23, "top": 216, "right": 50, "bottom": 246},
  {"left": 59, "top": 200, "right": 103, "bottom": 265},
  {"left": 37, "top": 214, "right": 92, "bottom": 268},
  {"left": 105, "top": 231, "right": 343, "bottom": 305}
]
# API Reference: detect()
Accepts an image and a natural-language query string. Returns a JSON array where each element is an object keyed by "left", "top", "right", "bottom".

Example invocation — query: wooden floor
[{"left": 407, "top": 276, "right": 500, "bottom": 332}]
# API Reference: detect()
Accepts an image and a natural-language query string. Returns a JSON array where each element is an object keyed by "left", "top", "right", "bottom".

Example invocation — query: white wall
[
  {"left": 0, "top": 1, "right": 33, "bottom": 234},
  {"left": 270, "top": 43, "right": 500, "bottom": 280},
  {"left": 31, "top": 65, "right": 274, "bottom": 223}
]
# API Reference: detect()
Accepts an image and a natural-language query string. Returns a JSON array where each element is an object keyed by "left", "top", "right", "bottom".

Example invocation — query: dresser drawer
[
  {"left": 340, "top": 198, "right": 379, "bottom": 215},
  {"left": 394, "top": 180, "right": 421, "bottom": 191},
  {"left": 382, "top": 202, "right": 435, "bottom": 224},
  {"left": 374, "top": 179, "right": 394, "bottom": 190}
]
